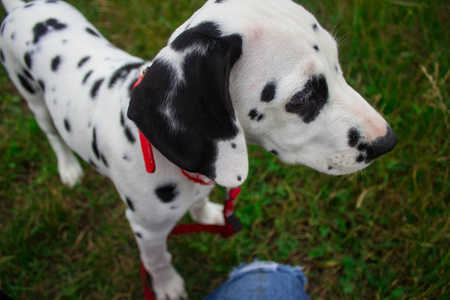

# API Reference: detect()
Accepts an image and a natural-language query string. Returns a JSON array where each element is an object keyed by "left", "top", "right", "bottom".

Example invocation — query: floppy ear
[{"left": 128, "top": 22, "right": 248, "bottom": 188}]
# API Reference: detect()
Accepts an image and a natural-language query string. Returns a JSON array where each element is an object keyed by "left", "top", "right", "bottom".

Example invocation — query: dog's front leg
[{"left": 126, "top": 209, "right": 187, "bottom": 300}]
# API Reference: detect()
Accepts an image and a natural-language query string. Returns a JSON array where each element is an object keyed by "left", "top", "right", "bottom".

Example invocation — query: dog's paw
[
  {"left": 58, "top": 155, "right": 83, "bottom": 187},
  {"left": 153, "top": 267, "right": 188, "bottom": 300},
  {"left": 190, "top": 200, "right": 225, "bottom": 226}
]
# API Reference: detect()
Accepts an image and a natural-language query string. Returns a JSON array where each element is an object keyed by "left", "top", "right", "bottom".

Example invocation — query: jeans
[{"left": 205, "top": 261, "right": 311, "bottom": 300}]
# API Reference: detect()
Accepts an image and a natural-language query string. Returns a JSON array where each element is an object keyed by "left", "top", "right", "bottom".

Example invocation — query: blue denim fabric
[{"left": 204, "top": 261, "right": 311, "bottom": 300}]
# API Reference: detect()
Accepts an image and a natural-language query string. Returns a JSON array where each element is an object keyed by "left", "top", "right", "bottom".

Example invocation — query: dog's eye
[{"left": 291, "top": 89, "right": 312, "bottom": 107}]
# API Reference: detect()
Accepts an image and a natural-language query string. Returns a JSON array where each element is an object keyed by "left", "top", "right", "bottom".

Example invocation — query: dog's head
[{"left": 128, "top": 0, "right": 396, "bottom": 187}]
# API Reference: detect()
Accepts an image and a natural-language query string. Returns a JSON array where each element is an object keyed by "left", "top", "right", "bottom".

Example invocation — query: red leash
[{"left": 134, "top": 72, "right": 243, "bottom": 300}]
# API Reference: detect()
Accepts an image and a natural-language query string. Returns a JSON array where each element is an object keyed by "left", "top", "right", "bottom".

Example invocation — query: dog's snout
[{"left": 367, "top": 125, "right": 397, "bottom": 160}]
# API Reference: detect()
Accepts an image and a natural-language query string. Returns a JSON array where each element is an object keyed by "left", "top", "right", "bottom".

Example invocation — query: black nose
[{"left": 367, "top": 125, "right": 397, "bottom": 160}]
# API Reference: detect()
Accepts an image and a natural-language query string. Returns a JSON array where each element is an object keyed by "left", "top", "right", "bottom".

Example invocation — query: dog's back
[{"left": 1, "top": 0, "right": 145, "bottom": 183}]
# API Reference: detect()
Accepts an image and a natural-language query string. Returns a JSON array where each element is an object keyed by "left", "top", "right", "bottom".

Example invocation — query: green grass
[{"left": 1, "top": 0, "right": 449, "bottom": 299}]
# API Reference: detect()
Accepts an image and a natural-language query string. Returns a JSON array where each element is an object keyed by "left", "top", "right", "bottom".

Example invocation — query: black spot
[
  {"left": 285, "top": 74, "right": 329, "bottom": 123},
  {"left": 248, "top": 108, "right": 264, "bottom": 121},
  {"left": 24, "top": 3, "right": 34, "bottom": 8},
  {"left": 328, "top": 166, "right": 333, "bottom": 170},
  {"left": 51, "top": 55, "right": 61, "bottom": 72},
  {"left": 155, "top": 183, "right": 179, "bottom": 203},
  {"left": 356, "top": 154, "right": 365, "bottom": 163},
  {"left": 0, "top": 22, "right": 5, "bottom": 36},
  {"left": 313, "top": 45, "right": 320, "bottom": 52},
  {"left": 38, "top": 80, "right": 45, "bottom": 91},
  {"left": 261, "top": 81, "right": 277, "bottom": 103},
  {"left": 82, "top": 70, "right": 93, "bottom": 84},
  {"left": 237, "top": 176, "right": 242, "bottom": 181},
  {"left": 335, "top": 65, "right": 339, "bottom": 73},
  {"left": 24, "top": 52, "right": 33, "bottom": 69},
  {"left": 135, "top": 232, "right": 142, "bottom": 239},
  {"left": 357, "top": 143, "right": 368, "bottom": 151},
  {"left": 171, "top": 21, "right": 222, "bottom": 52},
  {"left": 126, "top": 197, "right": 135, "bottom": 211},
  {"left": 86, "top": 27, "right": 100, "bottom": 37},
  {"left": 109, "top": 62, "right": 143, "bottom": 88},
  {"left": 101, "top": 154, "right": 109, "bottom": 167},
  {"left": 89, "top": 159, "right": 97, "bottom": 168},
  {"left": 0, "top": 49, "right": 4, "bottom": 63},
  {"left": 312, "top": 23, "right": 319, "bottom": 32},
  {"left": 120, "top": 111, "right": 136, "bottom": 144},
  {"left": 11, "top": 32, "right": 15, "bottom": 40},
  {"left": 23, "top": 68, "right": 33, "bottom": 80},
  {"left": 46, "top": 0, "right": 59, "bottom": 3},
  {"left": 64, "top": 118, "right": 71, "bottom": 132},
  {"left": 348, "top": 128, "right": 360, "bottom": 148},
  {"left": 33, "top": 18, "right": 67, "bottom": 44},
  {"left": 215, "top": 0, "right": 225, "bottom": 3},
  {"left": 231, "top": 143, "right": 237, "bottom": 149},
  {"left": 17, "top": 74, "right": 35, "bottom": 94},
  {"left": 270, "top": 150, "right": 279, "bottom": 156},
  {"left": 92, "top": 128, "right": 100, "bottom": 159},
  {"left": 77, "top": 56, "right": 91, "bottom": 68},
  {"left": 62, "top": 39, "right": 68, "bottom": 44},
  {"left": 90, "top": 78, "right": 104, "bottom": 98}
]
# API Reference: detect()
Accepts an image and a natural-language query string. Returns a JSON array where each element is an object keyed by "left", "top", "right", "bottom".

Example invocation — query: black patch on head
[
  {"left": 90, "top": 78, "right": 104, "bottom": 98},
  {"left": 120, "top": 111, "right": 136, "bottom": 144},
  {"left": 64, "top": 118, "right": 71, "bottom": 132},
  {"left": 86, "top": 27, "right": 100, "bottom": 37},
  {"left": 155, "top": 183, "right": 179, "bottom": 203},
  {"left": 82, "top": 70, "right": 93, "bottom": 84},
  {"left": 348, "top": 128, "right": 360, "bottom": 148},
  {"left": 109, "top": 62, "right": 143, "bottom": 88},
  {"left": 171, "top": 21, "right": 222, "bottom": 51},
  {"left": 261, "top": 81, "right": 277, "bottom": 103},
  {"left": 38, "top": 80, "right": 45, "bottom": 91},
  {"left": 51, "top": 55, "right": 61, "bottom": 72},
  {"left": 285, "top": 74, "right": 329, "bottom": 123},
  {"left": 313, "top": 45, "right": 320, "bottom": 52},
  {"left": 17, "top": 74, "right": 35, "bottom": 94},
  {"left": 128, "top": 24, "right": 243, "bottom": 180},
  {"left": 126, "top": 197, "right": 135, "bottom": 211},
  {"left": 33, "top": 18, "right": 67, "bottom": 44},
  {"left": 0, "top": 50, "right": 4, "bottom": 63},
  {"left": 92, "top": 128, "right": 100, "bottom": 159},
  {"left": 24, "top": 52, "right": 33, "bottom": 69},
  {"left": 312, "top": 23, "right": 319, "bottom": 32},
  {"left": 78, "top": 56, "right": 90, "bottom": 68},
  {"left": 248, "top": 108, "right": 264, "bottom": 121}
]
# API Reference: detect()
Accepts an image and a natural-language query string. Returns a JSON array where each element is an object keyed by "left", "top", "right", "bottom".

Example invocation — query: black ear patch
[
  {"left": 285, "top": 74, "right": 329, "bottom": 123},
  {"left": 128, "top": 22, "right": 243, "bottom": 182}
]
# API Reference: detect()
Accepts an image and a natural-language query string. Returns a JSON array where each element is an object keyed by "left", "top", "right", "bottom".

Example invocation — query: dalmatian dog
[{"left": 1, "top": 0, "right": 396, "bottom": 298}]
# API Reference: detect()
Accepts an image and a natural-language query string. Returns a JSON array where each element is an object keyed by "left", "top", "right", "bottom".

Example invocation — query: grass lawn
[{"left": 0, "top": 0, "right": 448, "bottom": 299}]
